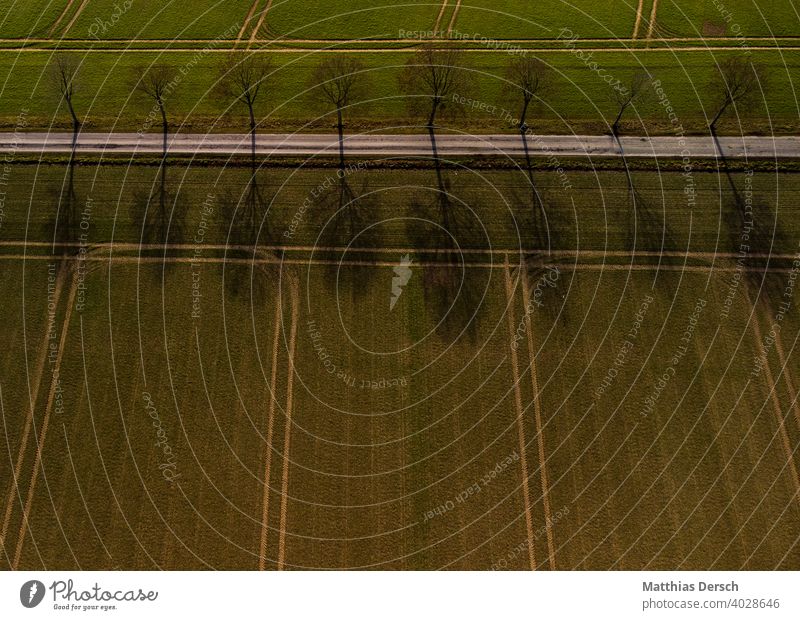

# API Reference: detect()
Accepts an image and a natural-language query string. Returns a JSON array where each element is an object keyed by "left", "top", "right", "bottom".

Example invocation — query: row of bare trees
[{"left": 46, "top": 51, "right": 769, "bottom": 323}]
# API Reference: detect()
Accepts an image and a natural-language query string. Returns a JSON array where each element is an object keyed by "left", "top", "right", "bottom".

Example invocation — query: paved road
[{"left": 1, "top": 132, "right": 798, "bottom": 159}]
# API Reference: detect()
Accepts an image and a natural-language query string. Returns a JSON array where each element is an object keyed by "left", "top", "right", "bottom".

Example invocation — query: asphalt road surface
[{"left": 1, "top": 132, "right": 798, "bottom": 159}]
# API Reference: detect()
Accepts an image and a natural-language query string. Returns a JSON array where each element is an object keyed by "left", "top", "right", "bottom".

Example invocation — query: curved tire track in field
[
  {"left": 248, "top": 0, "right": 274, "bottom": 49},
  {"left": 47, "top": 0, "right": 79, "bottom": 37},
  {"left": 237, "top": 0, "right": 261, "bottom": 45},
  {"left": 62, "top": 0, "right": 91, "bottom": 37}
]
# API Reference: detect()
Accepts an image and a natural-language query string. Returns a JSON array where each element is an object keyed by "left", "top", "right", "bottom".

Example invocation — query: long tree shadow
[
  {"left": 520, "top": 129, "right": 549, "bottom": 251},
  {"left": 713, "top": 132, "right": 787, "bottom": 312},
  {"left": 407, "top": 135, "right": 486, "bottom": 342},
  {"left": 316, "top": 173, "right": 380, "bottom": 300},
  {"left": 613, "top": 135, "right": 679, "bottom": 278},
  {"left": 222, "top": 148, "right": 278, "bottom": 305},
  {"left": 129, "top": 157, "right": 185, "bottom": 272}
]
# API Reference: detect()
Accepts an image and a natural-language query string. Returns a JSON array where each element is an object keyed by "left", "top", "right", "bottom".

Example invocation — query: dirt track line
[
  {"left": 632, "top": 0, "right": 645, "bottom": 39},
  {"left": 6, "top": 35, "right": 800, "bottom": 44},
  {"left": 276, "top": 277, "right": 299, "bottom": 570},
  {"left": 646, "top": 0, "right": 660, "bottom": 40},
  {"left": 258, "top": 298, "right": 283, "bottom": 570},
  {"left": 8, "top": 45, "right": 798, "bottom": 53},
  {"left": 503, "top": 257, "right": 537, "bottom": 571},
  {"left": 0, "top": 264, "right": 68, "bottom": 551},
  {"left": 248, "top": 0, "right": 274, "bottom": 49},
  {"left": 12, "top": 268, "right": 79, "bottom": 569},
  {"left": 2, "top": 254, "right": 798, "bottom": 274},
  {"left": 2, "top": 241, "right": 797, "bottom": 262},
  {"left": 447, "top": 0, "right": 462, "bottom": 35},
  {"left": 434, "top": 0, "right": 449, "bottom": 34},
  {"left": 237, "top": 0, "right": 261, "bottom": 45},
  {"left": 520, "top": 273, "right": 556, "bottom": 570},
  {"left": 62, "top": 0, "right": 91, "bottom": 37},
  {"left": 743, "top": 288, "right": 800, "bottom": 506},
  {"left": 47, "top": 0, "right": 78, "bottom": 37}
]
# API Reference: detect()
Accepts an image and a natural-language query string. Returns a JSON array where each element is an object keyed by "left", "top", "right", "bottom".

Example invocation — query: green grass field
[
  {"left": 656, "top": 0, "right": 800, "bottom": 38},
  {"left": 1, "top": 162, "right": 799, "bottom": 569},
  {"left": 0, "top": 48, "right": 797, "bottom": 134}
]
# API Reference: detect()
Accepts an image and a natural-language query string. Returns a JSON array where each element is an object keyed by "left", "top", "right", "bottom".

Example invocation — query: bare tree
[
  {"left": 708, "top": 55, "right": 760, "bottom": 133},
  {"left": 506, "top": 56, "right": 550, "bottom": 241},
  {"left": 134, "top": 66, "right": 181, "bottom": 247},
  {"left": 312, "top": 56, "right": 364, "bottom": 172},
  {"left": 399, "top": 45, "right": 470, "bottom": 129},
  {"left": 505, "top": 56, "right": 549, "bottom": 131},
  {"left": 610, "top": 71, "right": 651, "bottom": 137},
  {"left": 399, "top": 46, "right": 470, "bottom": 202},
  {"left": 50, "top": 55, "right": 81, "bottom": 137},
  {"left": 136, "top": 65, "right": 176, "bottom": 156},
  {"left": 219, "top": 54, "right": 273, "bottom": 158}
]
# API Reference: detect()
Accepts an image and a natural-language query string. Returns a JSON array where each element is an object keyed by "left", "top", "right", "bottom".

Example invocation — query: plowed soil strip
[
  {"left": 12, "top": 268, "right": 79, "bottom": 569},
  {"left": 521, "top": 273, "right": 556, "bottom": 570},
  {"left": 0, "top": 264, "right": 68, "bottom": 550},
  {"left": 503, "top": 256, "right": 537, "bottom": 571},
  {"left": 258, "top": 298, "right": 283, "bottom": 570},
  {"left": 277, "top": 278, "right": 299, "bottom": 570}
]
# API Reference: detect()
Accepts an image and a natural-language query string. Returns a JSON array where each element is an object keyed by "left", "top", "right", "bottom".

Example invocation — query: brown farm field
[{"left": 1, "top": 162, "right": 799, "bottom": 570}]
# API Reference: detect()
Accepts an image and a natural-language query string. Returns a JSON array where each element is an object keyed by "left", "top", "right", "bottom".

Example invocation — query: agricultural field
[
  {"left": 0, "top": 48, "right": 798, "bottom": 135},
  {"left": 655, "top": 0, "right": 800, "bottom": 38},
  {"left": 0, "top": 0, "right": 798, "bottom": 578},
  {"left": 0, "top": 162, "right": 799, "bottom": 569}
]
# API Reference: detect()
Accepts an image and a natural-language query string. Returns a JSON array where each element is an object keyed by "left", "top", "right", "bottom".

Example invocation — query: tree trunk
[
  {"left": 612, "top": 106, "right": 625, "bottom": 137},
  {"left": 248, "top": 100, "right": 257, "bottom": 164},
  {"left": 519, "top": 97, "right": 530, "bottom": 131},
  {"left": 336, "top": 107, "right": 345, "bottom": 173},
  {"left": 709, "top": 100, "right": 729, "bottom": 132},
  {"left": 158, "top": 100, "right": 168, "bottom": 161}
]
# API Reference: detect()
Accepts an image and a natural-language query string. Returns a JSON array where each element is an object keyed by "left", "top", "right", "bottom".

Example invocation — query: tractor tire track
[
  {"left": 503, "top": 256, "right": 537, "bottom": 571},
  {"left": 276, "top": 277, "right": 299, "bottom": 569},
  {"left": 12, "top": 267, "right": 79, "bottom": 569}
]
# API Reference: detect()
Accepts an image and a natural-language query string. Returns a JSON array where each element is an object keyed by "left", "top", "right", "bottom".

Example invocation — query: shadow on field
[
  {"left": 316, "top": 175, "right": 381, "bottom": 300},
  {"left": 406, "top": 170, "right": 486, "bottom": 343},
  {"left": 130, "top": 159, "right": 185, "bottom": 265},
  {"left": 44, "top": 146, "right": 81, "bottom": 259},
  {"left": 714, "top": 133, "right": 788, "bottom": 313}
]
